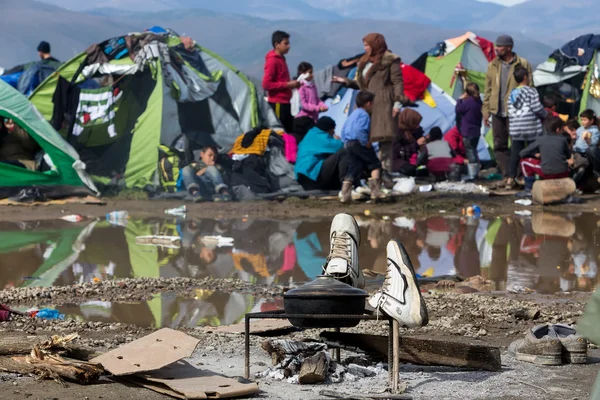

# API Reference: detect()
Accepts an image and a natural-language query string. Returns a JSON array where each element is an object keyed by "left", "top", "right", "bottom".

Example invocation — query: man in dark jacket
[
  {"left": 482, "top": 35, "right": 533, "bottom": 181},
  {"left": 262, "top": 31, "right": 299, "bottom": 133},
  {"left": 37, "top": 41, "right": 60, "bottom": 64},
  {"left": 518, "top": 117, "right": 571, "bottom": 197}
]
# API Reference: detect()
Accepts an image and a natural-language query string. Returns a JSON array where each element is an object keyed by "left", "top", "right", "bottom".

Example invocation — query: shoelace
[{"left": 326, "top": 233, "right": 351, "bottom": 264}]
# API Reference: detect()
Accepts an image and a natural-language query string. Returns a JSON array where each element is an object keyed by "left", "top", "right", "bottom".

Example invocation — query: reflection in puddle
[
  {"left": 56, "top": 293, "right": 283, "bottom": 329},
  {"left": 0, "top": 212, "right": 598, "bottom": 295}
]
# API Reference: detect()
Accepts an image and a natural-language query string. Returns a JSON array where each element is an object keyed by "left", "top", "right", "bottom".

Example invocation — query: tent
[
  {"left": 0, "top": 79, "right": 97, "bottom": 198},
  {"left": 29, "top": 27, "right": 280, "bottom": 190},
  {"left": 0, "top": 59, "right": 62, "bottom": 95},
  {"left": 412, "top": 32, "right": 496, "bottom": 162},
  {"left": 412, "top": 32, "right": 495, "bottom": 101},
  {"left": 315, "top": 54, "right": 492, "bottom": 162},
  {"left": 533, "top": 34, "right": 600, "bottom": 119},
  {"left": 315, "top": 61, "right": 457, "bottom": 136}
]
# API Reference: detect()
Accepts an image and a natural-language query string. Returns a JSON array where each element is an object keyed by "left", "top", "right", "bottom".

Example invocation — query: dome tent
[
  {"left": 29, "top": 27, "right": 280, "bottom": 191},
  {"left": 533, "top": 34, "right": 600, "bottom": 119},
  {"left": 0, "top": 79, "right": 97, "bottom": 199}
]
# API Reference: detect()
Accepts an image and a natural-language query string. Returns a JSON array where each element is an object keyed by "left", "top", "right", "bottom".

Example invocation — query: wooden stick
[
  {"left": 392, "top": 320, "right": 400, "bottom": 394},
  {"left": 319, "top": 389, "right": 412, "bottom": 399}
]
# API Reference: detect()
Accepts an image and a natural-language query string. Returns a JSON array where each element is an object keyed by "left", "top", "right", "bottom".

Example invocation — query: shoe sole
[
  {"left": 387, "top": 239, "right": 429, "bottom": 327},
  {"left": 514, "top": 352, "right": 562, "bottom": 366},
  {"left": 563, "top": 352, "right": 587, "bottom": 364}
]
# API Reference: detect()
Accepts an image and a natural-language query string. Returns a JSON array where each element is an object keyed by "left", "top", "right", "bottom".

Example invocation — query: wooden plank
[
  {"left": 319, "top": 389, "right": 412, "bottom": 400},
  {"left": 201, "top": 319, "right": 294, "bottom": 335},
  {"left": 320, "top": 332, "right": 501, "bottom": 372}
]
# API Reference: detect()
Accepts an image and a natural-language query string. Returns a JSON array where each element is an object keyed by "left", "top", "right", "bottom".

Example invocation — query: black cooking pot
[{"left": 283, "top": 275, "right": 368, "bottom": 328}]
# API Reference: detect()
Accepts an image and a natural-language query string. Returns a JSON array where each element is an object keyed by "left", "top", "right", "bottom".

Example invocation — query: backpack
[{"left": 158, "top": 145, "right": 182, "bottom": 193}]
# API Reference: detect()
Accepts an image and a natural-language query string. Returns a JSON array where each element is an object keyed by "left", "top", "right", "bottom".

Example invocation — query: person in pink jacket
[{"left": 293, "top": 62, "right": 328, "bottom": 144}]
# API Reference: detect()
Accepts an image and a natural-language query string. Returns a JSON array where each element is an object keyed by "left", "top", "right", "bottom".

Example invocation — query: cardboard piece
[
  {"left": 123, "top": 360, "right": 259, "bottom": 399},
  {"left": 90, "top": 328, "right": 199, "bottom": 376},
  {"left": 202, "top": 319, "right": 293, "bottom": 334}
]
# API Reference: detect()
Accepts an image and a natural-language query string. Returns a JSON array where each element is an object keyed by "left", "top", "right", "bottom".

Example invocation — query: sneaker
[
  {"left": 323, "top": 213, "right": 364, "bottom": 288},
  {"left": 507, "top": 324, "right": 562, "bottom": 365},
  {"left": 550, "top": 324, "right": 588, "bottom": 364},
  {"left": 369, "top": 240, "right": 428, "bottom": 328}
]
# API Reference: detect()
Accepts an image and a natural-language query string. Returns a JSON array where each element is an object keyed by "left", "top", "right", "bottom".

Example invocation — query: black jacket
[{"left": 520, "top": 134, "right": 571, "bottom": 175}]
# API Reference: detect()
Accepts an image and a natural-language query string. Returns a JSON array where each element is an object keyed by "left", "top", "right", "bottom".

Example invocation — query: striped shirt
[{"left": 507, "top": 86, "right": 547, "bottom": 141}]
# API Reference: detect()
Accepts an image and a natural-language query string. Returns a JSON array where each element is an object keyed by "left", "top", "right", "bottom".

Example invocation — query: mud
[{"left": 0, "top": 191, "right": 599, "bottom": 222}]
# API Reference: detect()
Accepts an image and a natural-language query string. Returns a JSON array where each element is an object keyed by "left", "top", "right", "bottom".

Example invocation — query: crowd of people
[
  {"left": 5, "top": 34, "right": 600, "bottom": 202},
  {"left": 261, "top": 30, "right": 600, "bottom": 202}
]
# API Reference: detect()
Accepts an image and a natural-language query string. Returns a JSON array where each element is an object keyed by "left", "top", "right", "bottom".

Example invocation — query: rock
[
  {"left": 477, "top": 329, "right": 488, "bottom": 337},
  {"left": 298, "top": 351, "right": 329, "bottom": 385},
  {"left": 511, "top": 308, "right": 541, "bottom": 321},
  {"left": 346, "top": 363, "right": 376, "bottom": 378}
]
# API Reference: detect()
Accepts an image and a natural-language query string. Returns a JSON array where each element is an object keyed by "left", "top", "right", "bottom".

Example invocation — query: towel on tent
[
  {"left": 72, "top": 86, "right": 123, "bottom": 138},
  {"left": 231, "top": 129, "right": 278, "bottom": 156}
]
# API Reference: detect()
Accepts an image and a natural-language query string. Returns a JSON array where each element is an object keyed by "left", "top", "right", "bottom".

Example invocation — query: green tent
[
  {"left": 412, "top": 32, "right": 495, "bottom": 161},
  {"left": 533, "top": 35, "right": 600, "bottom": 119},
  {"left": 0, "top": 79, "right": 97, "bottom": 198},
  {"left": 30, "top": 27, "right": 280, "bottom": 190},
  {"left": 414, "top": 32, "right": 493, "bottom": 101}
]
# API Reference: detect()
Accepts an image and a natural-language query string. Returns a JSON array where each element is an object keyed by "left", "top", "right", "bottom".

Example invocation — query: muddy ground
[
  {"left": 1, "top": 191, "right": 600, "bottom": 222},
  {"left": 0, "top": 193, "right": 599, "bottom": 399},
  {"left": 0, "top": 276, "right": 597, "bottom": 399}
]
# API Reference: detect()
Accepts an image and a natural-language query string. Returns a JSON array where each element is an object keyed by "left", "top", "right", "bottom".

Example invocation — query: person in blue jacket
[{"left": 295, "top": 116, "right": 347, "bottom": 191}]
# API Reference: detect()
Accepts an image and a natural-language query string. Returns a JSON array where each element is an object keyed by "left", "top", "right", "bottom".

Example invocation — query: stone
[
  {"left": 346, "top": 363, "right": 377, "bottom": 378},
  {"left": 511, "top": 308, "right": 541, "bottom": 321}
]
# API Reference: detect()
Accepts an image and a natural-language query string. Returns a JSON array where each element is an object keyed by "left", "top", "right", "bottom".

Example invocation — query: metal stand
[{"left": 244, "top": 310, "right": 400, "bottom": 393}]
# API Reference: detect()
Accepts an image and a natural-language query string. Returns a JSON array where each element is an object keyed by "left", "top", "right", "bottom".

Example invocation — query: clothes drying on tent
[
  {"left": 401, "top": 63, "right": 431, "bottom": 102},
  {"left": 29, "top": 28, "right": 281, "bottom": 191},
  {"left": 555, "top": 34, "right": 600, "bottom": 70}
]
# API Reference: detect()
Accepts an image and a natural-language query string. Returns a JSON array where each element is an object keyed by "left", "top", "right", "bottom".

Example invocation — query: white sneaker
[
  {"left": 369, "top": 240, "right": 428, "bottom": 328},
  {"left": 323, "top": 213, "right": 365, "bottom": 289}
]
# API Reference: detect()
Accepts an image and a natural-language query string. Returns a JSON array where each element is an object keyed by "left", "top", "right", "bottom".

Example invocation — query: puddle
[
  {"left": 54, "top": 292, "right": 282, "bottom": 329},
  {"left": 0, "top": 212, "right": 598, "bottom": 295}
]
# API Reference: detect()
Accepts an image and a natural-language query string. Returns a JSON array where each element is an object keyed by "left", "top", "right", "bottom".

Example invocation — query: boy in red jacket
[{"left": 262, "top": 31, "right": 299, "bottom": 133}]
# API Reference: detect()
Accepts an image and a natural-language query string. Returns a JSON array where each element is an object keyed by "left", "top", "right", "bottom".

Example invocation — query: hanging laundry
[
  {"left": 72, "top": 86, "right": 123, "bottom": 138},
  {"left": 401, "top": 63, "right": 431, "bottom": 102},
  {"left": 476, "top": 36, "right": 496, "bottom": 62}
]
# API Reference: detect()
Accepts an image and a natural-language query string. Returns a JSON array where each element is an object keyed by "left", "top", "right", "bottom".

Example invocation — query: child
[
  {"left": 565, "top": 118, "right": 580, "bottom": 142},
  {"left": 340, "top": 91, "right": 384, "bottom": 203},
  {"left": 518, "top": 116, "right": 571, "bottom": 197},
  {"left": 543, "top": 93, "right": 560, "bottom": 117},
  {"left": 293, "top": 62, "right": 328, "bottom": 144},
  {"left": 455, "top": 82, "right": 483, "bottom": 179},
  {"left": 417, "top": 127, "right": 457, "bottom": 180},
  {"left": 182, "top": 146, "right": 233, "bottom": 202},
  {"left": 573, "top": 109, "right": 599, "bottom": 154},
  {"left": 507, "top": 66, "right": 547, "bottom": 189},
  {"left": 262, "top": 31, "right": 300, "bottom": 134}
]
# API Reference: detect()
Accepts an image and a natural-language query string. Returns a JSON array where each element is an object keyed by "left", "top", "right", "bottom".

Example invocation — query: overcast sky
[{"left": 479, "top": 0, "right": 529, "bottom": 5}]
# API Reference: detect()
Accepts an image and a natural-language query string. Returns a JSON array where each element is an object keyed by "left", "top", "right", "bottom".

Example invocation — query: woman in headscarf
[
  {"left": 392, "top": 108, "right": 425, "bottom": 176},
  {"left": 333, "top": 33, "right": 407, "bottom": 177}
]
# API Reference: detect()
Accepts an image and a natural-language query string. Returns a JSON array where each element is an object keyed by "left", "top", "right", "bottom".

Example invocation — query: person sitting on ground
[
  {"left": 543, "top": 93, "right": 560, "bottom": 118},
  {"left": 182, "top": 145, "right": 233, "bottom": 203},
  {"left": 518, "top": 116, "right": 571, "bottom": 197},
  {"left": 417, "top": 127, "right": 457, "bottom": 180},
  {"left": 565, "top": 118, "right": 580, "bottom": 142},
  {"left": 0, "top": 118, "right": 40, "bottom": 171},
  {"left": 340, "top": 90, "right": 385, "bottom": 203},
  {"left": 392, "top": 108, "right": 425, "bottom": 176},
  {"left": 506, "top": 66, "right": 548, "bottom": 189},
  {"left": 295, "top": 116, "right": 346, "bottom": 191},
  {"left": 444, "top": 126, "right": 467, "bottom": 166},
  {"left": 455, "top": 82, "right": 483, "bottom": 180},
  {"left": 292, "top": 62, "right": 328, "bottom": 144},
  {"left": 574, "top": 109, "right": 599, "bottom": 154}
]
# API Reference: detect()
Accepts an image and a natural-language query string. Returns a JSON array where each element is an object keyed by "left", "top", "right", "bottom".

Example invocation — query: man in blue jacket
[{"left": 295, "top": 116, "right": 346, "bottom": 191}]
